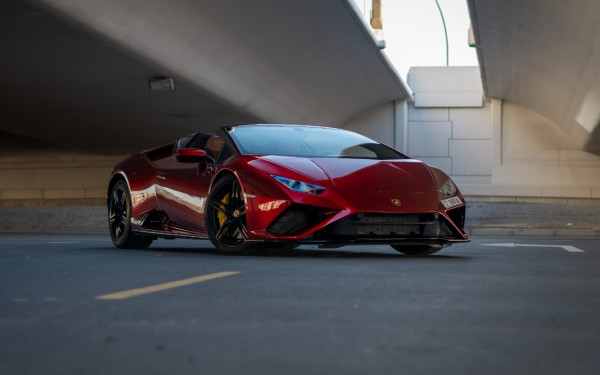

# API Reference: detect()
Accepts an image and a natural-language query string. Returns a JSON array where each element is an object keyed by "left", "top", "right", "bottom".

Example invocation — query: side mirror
[
  {"left": 175, "top": 148, "right": 208, "bottom": 173},
  {"left": 175, "top": 148, "right": 207, "bottom": 163}
]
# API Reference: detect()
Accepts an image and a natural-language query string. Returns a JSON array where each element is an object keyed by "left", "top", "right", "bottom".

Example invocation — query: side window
[
  {"left": 204, "top": 136, "right": 225, "bottom": 163},
  {"left": 217, "top": 143, "right": 233, "bottom": 163},
  {"left": 176, "top": 133, "right": 229, "bottom": 164},
  {"left": 177, "top": 134, "right": 195, "bottom": 149},
  {"left": 177, "top": 133, "right": 210, "bottom": 150},
  {"left": 187, "top": 134, "right": 211, "bottom": 149}
]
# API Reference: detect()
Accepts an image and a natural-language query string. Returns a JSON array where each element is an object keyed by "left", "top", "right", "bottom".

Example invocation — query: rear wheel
[
  {"left": 391, "top": 244, "right": 443, "bottom": 256},
  {"left": 205, "top": 175, "right": 256, "bottom": 255},
  {"left": 108, "top": 180, "right": 153, "bottom": 249}
]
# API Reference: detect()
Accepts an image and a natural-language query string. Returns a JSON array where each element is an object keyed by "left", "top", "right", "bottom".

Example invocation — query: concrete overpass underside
[
  {"left": 468, "top": 0, "right": 600, "bottom": 155},
  {"left": 1, "top": 0, "right": 410, "bottom": 156}
]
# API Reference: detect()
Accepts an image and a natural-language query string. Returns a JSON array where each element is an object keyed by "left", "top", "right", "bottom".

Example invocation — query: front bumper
[{"left": 255, "top": 203, "right": 468, "bottom": 246}]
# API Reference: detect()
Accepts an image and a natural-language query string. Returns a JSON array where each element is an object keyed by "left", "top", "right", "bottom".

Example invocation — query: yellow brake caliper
[{"left": 217, "top": 193, "right": 230, "bottom": 228}]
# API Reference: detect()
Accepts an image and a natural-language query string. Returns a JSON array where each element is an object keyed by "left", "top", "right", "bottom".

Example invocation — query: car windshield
[{"left": 226, "top": 125, "right": 408, "bottom": 160}]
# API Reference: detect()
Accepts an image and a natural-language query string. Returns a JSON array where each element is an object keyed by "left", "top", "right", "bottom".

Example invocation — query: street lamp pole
[{"left": 434, "top": 0, "right": 449, "bottom": 66}]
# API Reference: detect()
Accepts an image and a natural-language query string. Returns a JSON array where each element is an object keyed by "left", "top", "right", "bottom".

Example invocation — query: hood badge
[{"left": 391, "top": 199, "right": 402, "bottom": 207}]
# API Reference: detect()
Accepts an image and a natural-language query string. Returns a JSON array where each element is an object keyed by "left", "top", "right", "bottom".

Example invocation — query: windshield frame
[{"left": 222, "top": 124, "right": 409, "bottom": 160}]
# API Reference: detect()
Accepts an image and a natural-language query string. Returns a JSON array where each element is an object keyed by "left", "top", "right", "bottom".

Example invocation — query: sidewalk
[
  {"left": 0, "top": 200, "right": 599, "bottom": 237},
  {"left": 465, "top": 200, "right": 600, "bottom": 237},
  {"left": 0, "top": 206, "right": 107, "bottom": 233}
]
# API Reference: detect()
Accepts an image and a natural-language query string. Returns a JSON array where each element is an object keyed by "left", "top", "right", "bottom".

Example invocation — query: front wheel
[
  {"left": 108, "top": 180, "right": 153, "bottom": 249},
  {"left": 205, "top": 175, "right": 256, "bottom": 255},
  {"left": 391, "top": 244, "right": 443, "bottom": 256}
]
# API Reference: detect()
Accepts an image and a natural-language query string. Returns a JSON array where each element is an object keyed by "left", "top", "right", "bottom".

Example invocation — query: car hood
[{"left": 260, "top": 156, "right": 437, "bottom": 193}]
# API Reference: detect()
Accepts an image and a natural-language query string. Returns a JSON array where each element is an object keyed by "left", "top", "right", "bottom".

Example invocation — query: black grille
[{"left": 318, "top": 213, "right": 459, "bottom": 240}]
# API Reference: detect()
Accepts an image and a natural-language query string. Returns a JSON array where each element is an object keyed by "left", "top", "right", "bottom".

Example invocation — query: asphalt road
[{"left": 1, "top": 234, "right": 599, "bottom": 375}]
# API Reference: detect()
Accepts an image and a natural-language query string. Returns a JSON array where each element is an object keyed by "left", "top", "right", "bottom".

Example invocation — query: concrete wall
[
  {"left": 492, "top": 100, "right": 600, "bottom": 199},
  {"left": 342, "top": 101, "right": 396, "bottom": 145},
  {"left": 0, "top": 155, "right": 118, "bottom": 206},
  {"left": 342, "top": 66, "right": 600, "bottom": 200},
  {"left": 0, "top": 132, "right": 120, "bottom": 206}
]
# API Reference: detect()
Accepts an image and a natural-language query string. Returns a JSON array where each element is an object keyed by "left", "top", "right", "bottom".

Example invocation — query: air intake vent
[{"left": 268, "top": 205, "right": 330, "bottom": 236}]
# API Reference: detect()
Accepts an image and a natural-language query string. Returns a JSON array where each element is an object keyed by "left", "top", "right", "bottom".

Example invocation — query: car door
[{"left": 153, "top": 134, "right": 216, "bottom": 231}]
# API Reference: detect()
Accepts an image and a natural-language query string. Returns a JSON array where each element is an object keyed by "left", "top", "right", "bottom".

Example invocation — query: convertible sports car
[{"left": 108, "top": 124, "right": 468, "bottom": 255}]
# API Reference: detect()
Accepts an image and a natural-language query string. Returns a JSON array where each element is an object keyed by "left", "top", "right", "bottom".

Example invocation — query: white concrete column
[{"left": 394, "top": 99, "right": 408, "bottom": 153}]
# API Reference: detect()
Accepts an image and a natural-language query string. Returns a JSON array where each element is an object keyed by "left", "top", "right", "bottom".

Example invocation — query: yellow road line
[{"left": 95, "top": 271, "right": 240, "bottom": 300}]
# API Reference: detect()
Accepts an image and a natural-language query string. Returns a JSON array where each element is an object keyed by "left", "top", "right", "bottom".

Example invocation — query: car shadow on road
[
  {"left": 257, "top": 247, "right": 469, "bottom": 260},
  {"left": 135, "top": 245, "right": 470, "bottom": 260}
]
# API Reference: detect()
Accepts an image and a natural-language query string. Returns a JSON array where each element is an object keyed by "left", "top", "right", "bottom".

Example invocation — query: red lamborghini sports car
[{"left": 107, "top": 124, "right": 468, "bottom": 255}]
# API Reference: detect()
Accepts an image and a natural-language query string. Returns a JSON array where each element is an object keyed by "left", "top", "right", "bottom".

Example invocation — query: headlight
[
  {"left": 271, "top": 175, "right": 326, "bottom": 195},
  {"left": 439, "top": 179, "right": 457, "bottom": 197}
]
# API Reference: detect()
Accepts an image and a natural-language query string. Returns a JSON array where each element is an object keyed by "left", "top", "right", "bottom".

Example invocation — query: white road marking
[{"left": 482, "top": 242, "right": 585, "bottom": 253}]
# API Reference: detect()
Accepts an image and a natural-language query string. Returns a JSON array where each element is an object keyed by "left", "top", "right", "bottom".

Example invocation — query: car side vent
[
  {"left": 140, "top": 210, "right": 167, "bottom": 230},
  {"left": 447, "top": 206, "right": 466, "bottom": 231}
]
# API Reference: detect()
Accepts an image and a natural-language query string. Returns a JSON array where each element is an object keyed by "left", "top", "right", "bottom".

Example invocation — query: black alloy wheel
[
  {"left": 205, "top": 175, "right": 255, "bottom": 254},
  {"left": 108, "top": 180, "right": 153, "bottom": 249}
]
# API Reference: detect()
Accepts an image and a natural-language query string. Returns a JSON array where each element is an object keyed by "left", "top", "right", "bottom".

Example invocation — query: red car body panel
[{"left": 108, "top": 125, "right": 468, "bottom": 249}]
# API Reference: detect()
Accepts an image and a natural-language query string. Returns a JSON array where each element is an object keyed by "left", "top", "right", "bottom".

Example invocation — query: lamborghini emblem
[{"left": 391, "top": 199, "right": 402, "bottom": 207}]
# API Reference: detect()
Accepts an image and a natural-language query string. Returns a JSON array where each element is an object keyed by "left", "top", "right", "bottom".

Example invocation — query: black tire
[
  {"left": 391, "top": 244, "right": 443, "bottom": 256},
  {"left": 108, "top": 180, "right": 153, "bottom": 249},
  {"left": 205, "top": 175, "right": 256, "bottom": 255}
]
